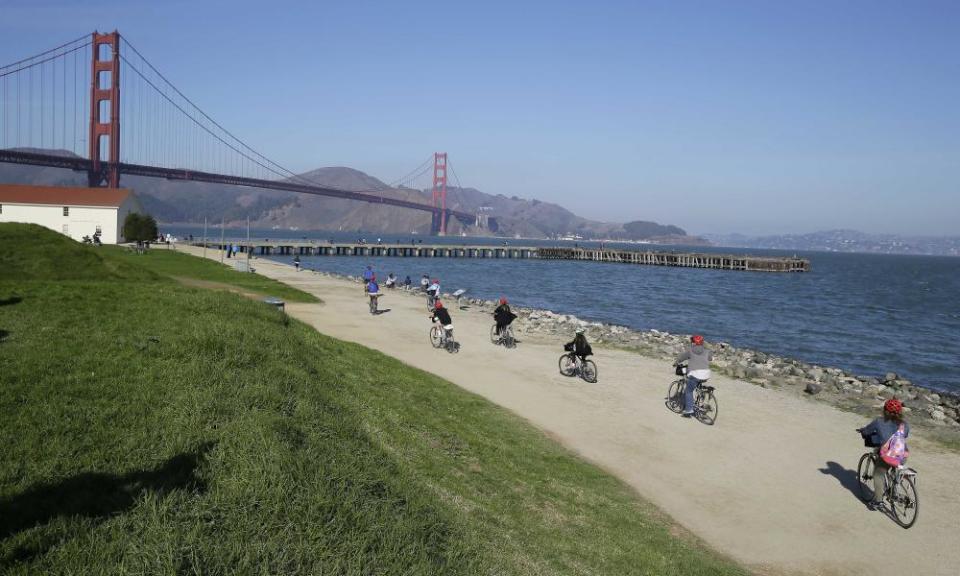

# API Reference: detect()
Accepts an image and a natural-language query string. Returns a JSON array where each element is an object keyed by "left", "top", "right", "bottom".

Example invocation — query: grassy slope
[
  {"left": 103, "top": 244, "right": 319, "bottom": 303},
  {"left": 0, "top": 223, "right": 746, "bottom": 575}
]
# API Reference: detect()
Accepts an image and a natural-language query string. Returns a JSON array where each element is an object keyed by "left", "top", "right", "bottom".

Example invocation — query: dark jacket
[
  {"left": 431, "top": 308, "right": 452, "bottom": 326},
  {"left": 860, "top": 417, "right": 910, "bottom": 448},
  {"left": 494, "top": 304, "right": 516, "bottom": 326},
  {"left": 565, "top": 334, "right": 592, "bottom": 357}
]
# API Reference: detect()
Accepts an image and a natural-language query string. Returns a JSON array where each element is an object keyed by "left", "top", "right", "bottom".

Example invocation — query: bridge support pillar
[{"left": 88, "top": 31, "right": 121, "bottom": 188}]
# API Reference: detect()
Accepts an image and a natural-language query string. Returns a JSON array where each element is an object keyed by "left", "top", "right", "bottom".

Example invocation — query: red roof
[{"left": 0, "top": 184, "right": 132, "bottom": 207}]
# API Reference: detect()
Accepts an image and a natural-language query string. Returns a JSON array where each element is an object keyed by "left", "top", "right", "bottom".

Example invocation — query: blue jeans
[{"left": 684, "top": 375, "right": 704, "bottom": 414}]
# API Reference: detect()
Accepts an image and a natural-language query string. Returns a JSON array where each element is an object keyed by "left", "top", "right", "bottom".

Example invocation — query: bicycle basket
[{"left": 675, "top": 364, "right": 686, "bottom": 376}]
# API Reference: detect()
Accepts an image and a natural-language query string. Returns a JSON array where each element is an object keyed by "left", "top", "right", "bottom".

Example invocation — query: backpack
[{"left": 879, "top": 423, "right": 909, "bottom": 467}]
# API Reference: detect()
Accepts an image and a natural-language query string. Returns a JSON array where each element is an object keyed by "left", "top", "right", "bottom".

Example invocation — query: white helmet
[{"left": 575, "top": 327, "right": 585, "bottom": 334}]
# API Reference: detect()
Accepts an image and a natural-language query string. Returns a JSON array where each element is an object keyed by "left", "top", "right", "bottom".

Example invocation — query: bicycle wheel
[
  {"left": 429, "top": 326, "right": 443, "bottom": 348},
  {"left": 890, "top": 473, "right": 919, "bottom": 529},
  {"left": 856, "top": 453, "right": 876, "bottom": 502},
  {"left": 558, "top": 354, "right": 576, "bottom": 377},
  {"left": 504, "top": 327, "right": 516, "bottom": 349},
  {"left": 695, "top": 389, "right": 718, "bottom": 425},
  {"left": 490, "top": 324, "right": 500, "bottom": 344},
  {"left": 581, "top": 360, "right": 598, "bottom": 383},
  {"left": 369, "top": 298, "right": 377, "bottom": 314},
  {"left": 666, "top": 379, "right": 685, "bottom": 414}
]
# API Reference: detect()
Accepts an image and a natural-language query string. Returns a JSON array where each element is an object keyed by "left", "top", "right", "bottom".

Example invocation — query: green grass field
[{"left": 0, "top": 223, "right": 746, "bottom": 575}]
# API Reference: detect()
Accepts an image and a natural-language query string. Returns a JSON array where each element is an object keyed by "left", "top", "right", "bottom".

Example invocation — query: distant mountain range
[
  {"left": 0, "top": 150, "right": 703, "bottom": 243},
  {"left": 706, "top": 230, "right": 960, "bottom": 257}
]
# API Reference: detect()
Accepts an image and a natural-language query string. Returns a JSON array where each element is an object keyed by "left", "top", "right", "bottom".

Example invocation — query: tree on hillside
[{"left": 122, "top": 213, "right": 159, "bottom": 242}]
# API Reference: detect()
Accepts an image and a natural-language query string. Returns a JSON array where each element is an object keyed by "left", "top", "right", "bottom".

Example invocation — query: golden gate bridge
[{"left": 0, "top": 31, "right": 480, "bottom": 235}]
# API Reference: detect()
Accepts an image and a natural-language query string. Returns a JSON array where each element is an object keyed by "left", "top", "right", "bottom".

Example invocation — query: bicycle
[
  {"left": 429, "top": 322, "right": 459, "bottom": 353},
  {"left": 368, "top": 293, "right": 380, "bottom": 315},
  {"left": 856, "top": 446, "right": 919, "bottom": 528},
  {"left": 490, "top": 322, "right": 516, "bottom": 348},
  {"left": 665, "top": 365, "right": 718, "bottom": 425},
  {"left": 558, "top": 352, "right": 598, "bottom": 383}
]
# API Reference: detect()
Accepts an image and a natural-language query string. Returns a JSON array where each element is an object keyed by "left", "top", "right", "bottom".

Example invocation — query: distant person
[
  {"left": 362, "top": 265, "right": 374, "bottom": 283},
  {"left": 430, "top": 300, "right": 453, "bottom": 342},
  {"left": 564, "top": 328, "right": 592, "bottom": 362},
  {"left": 226, "top": 243, "right": 232, "bottom": 258},
  {"left": 385, "top": 273, "right": 397, "bottom": 288},
  {"left": 858, "top": 399, "right": 911, "bottom": 510},
  {"left": 494, "top": 297, "right": 516, "bottom": 336},
  {"left": 293, "top": 255, "right": 301, "bottom": 272},
  {"left": 674, "top": 335, "right": 713, "bottom": 417},
  {"left": 426, "top": 278, "right": 440, "bottom": 307},
  {"left": 403, "top": 275, "right": 412, "bottom": 288},
  {"left": 419, "top": 274, "right": 430, "bottom": 292}
]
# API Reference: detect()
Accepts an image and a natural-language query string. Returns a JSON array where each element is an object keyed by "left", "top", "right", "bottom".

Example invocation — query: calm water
[{"left": 169, "top": 226, "right": 960, "bottom": 393}]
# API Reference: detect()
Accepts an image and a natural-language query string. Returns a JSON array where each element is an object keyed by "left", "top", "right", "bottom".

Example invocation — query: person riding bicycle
[
  {"left": 859, "top": 398, "right": 911, "bottom": 510},
  {"left": 564, "top": 328, "right": 592, "bottom": 362},
  {"left": 362, "top": 265, "right": 374, "bottom": 283},
  {"left": 403, "top": 275, "right": 412, "bottom": 288},
  {"left": 365, "top": 276, "right": 380, "bottom": 305},
  {"left": 420, "top": 274, "right": 430, "bottom": 292},
  {"left": 427, "top": 278, "right": 441, "bottom": 307},
  {"left": 494, "top": 297, "right": 517, "bottom": 336},
  {"left": 430, "top": 300, "right": 453, "bottom": 341},
  {"left": 674, "top": 334, "right": 713, "bottom": 417}
]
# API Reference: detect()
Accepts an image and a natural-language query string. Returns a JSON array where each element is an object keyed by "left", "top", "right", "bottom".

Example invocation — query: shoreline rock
[{"left": 304, "top": 266, "right": 960, "bottom": 431}]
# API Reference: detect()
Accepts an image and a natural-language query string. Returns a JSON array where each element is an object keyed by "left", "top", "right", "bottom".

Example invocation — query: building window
[
  {"left": 0, "top": 204, "right": 3, "bottom": 214},
  {"left": 95, "top": 225, "right": 102, "bottom": 234},
  {"left": 63, "top": 206, "right": 69, "bottom": 216}
]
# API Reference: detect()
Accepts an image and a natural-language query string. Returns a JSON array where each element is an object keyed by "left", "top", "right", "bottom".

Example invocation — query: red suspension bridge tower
[
  {"left": 431, "top": 152, "right": 448, "bottom": 235},
  {"left": 88, "top": 31, "right": 121, "bottom": 188}
]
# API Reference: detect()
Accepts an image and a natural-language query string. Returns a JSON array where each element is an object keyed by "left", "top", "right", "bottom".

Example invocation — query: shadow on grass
[
  {"left": 0, "top": 329, "right": 7, "bottom": 343},
  {"left": 0, "top": 442, "right": 215, "bottom": 565},
  {"left": 0, "top": 296, "right": 22, "bottom": 307},
  {"left": 819, "top": 461, "right": 866, "bottom": 504}
]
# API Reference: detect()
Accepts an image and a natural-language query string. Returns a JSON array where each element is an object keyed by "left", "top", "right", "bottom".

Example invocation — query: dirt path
[{"left": 183, "top": 247, "right": 960, "bottom": 576}]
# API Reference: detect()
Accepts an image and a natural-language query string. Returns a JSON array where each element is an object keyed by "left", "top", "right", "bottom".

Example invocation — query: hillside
[{"left": 0, "top": 152, "right": 702, "bottom": 242}]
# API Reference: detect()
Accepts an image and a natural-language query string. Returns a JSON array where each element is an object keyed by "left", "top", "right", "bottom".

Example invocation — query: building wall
[{"left": 0, "top": 203, "right": 121, "bottom": 243}]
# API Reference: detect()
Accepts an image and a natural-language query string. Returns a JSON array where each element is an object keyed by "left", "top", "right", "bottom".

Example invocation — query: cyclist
[
  {"left": 365, "top": 275, "right": 380, "bottom": 313},
  {"left": 674, "top": 334, "right": 713, "bottom": 417},
  {"left": 362, "top": 265, "right": 374, "bottom": 283},
  {"left": 494, "top": 297, "right": 517, "bottom": 337},
  {"left": 430, "top": 300, "right": 453, "bottom": 343},
  {"left": 420, "top": 274, "right": 430, "bottom": 292},
  {"left": 403, "top": 275, "right": 412, "bottom": 288},
  {"left": 427, "top": 278, "right": 441, "bottom": 307},
  {"left": 564, "top": 327, "right": 592, "bottom": 363},
  {"left": 859, "top": 398, "right": 911, "bottom": 510},
  {"left": 293, "top": 255, "right": 301, "bottom": 272}
]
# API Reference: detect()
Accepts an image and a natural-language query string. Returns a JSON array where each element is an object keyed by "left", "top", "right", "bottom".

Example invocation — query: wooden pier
[{"left": 195, "top": 241, "right": 809, "bottom": 272}]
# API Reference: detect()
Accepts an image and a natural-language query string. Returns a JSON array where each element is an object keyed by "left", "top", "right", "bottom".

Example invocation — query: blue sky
[{"left": 2, "top": 0, "right": 958, "bottom": 235}]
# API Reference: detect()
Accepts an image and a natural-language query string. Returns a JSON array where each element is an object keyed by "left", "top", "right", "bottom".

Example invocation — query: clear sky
[{"left": 2, "top": 0, "right": 958, "bottom": 235}]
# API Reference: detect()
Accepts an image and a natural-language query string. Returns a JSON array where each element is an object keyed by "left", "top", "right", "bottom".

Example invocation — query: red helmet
[
  {"left": 884, "top": 398, "right": 903, "bottom": 416},
  {"left": 691, "top": 334, "right": 704, "bottom": 345},
  {"left": 434, "top": 300, "right": 443, "bottom": 309},
  {"left": 432, "top": 278, "right": 439, "bottom": 283},
  {"left": 499, "top": 297, "right": 508, "bottom": 305}
]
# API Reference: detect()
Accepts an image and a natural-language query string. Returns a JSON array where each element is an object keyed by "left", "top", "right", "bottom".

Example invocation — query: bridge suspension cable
[{"left": 0, "top": 35, "right": 92, "bottom": 158}]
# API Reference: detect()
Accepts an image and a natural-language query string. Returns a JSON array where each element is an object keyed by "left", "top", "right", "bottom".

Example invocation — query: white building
[{"left": 0, "top": 184, "right": 144, "bottom": 244}]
